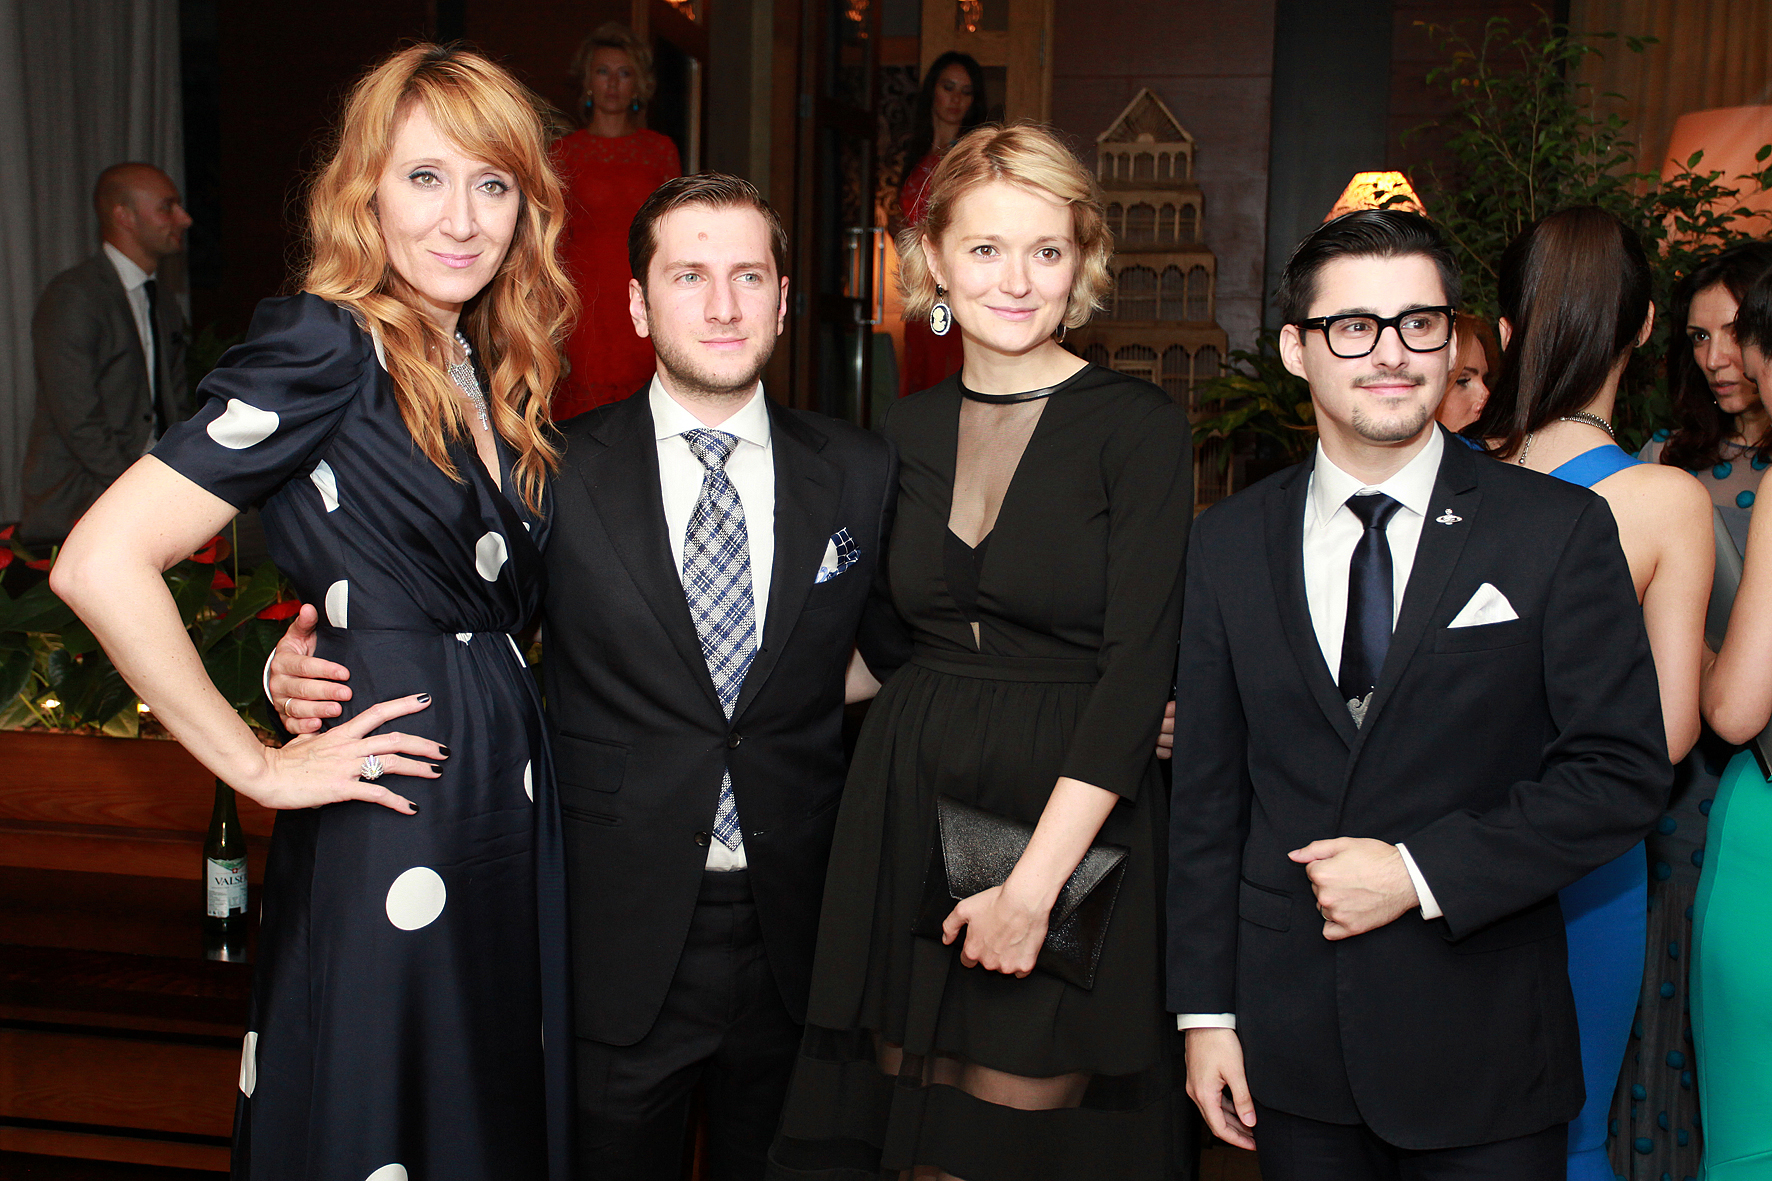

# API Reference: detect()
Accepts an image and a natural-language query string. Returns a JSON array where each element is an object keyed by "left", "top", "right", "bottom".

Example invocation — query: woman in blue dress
[
  {"left": 1695, "top": 259, "right": 1772, "bottom": 1180},
  {"left": 1468, "top": 206, "right": 1712, "bottom": 1181},
  {"left": 50, "top": 46, "right": 577, "bottom": 1181}
]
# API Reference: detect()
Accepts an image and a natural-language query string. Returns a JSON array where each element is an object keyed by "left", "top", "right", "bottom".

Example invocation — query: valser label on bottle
[{"left": 206, "top": 857, "right": 247, "bottom": 918}]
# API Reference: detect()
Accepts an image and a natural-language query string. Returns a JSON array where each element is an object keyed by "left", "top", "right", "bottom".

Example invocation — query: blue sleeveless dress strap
[{"left": 1547, "top": 442, "right": 1650, "bottom": 1181}]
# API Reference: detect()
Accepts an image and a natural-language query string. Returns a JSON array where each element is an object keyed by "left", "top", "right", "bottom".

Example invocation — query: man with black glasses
[{"left": 1166, "top": 210, "right": 1669, "bottom": 1180}]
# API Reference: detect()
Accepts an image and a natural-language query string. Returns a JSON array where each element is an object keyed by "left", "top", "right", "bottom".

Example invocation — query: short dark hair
[
  {"left": 1275, "top": 209, "right": 1461, "bottom": 324},
  {"left": 628, "top": 173, "right": 788, "bottom": 290},
  {"left": 1738, "top": 265, "right": 1772, "bottom": 359},
  {"left": 1470, "top": 206, "right": 1651, "bottom": 457}
]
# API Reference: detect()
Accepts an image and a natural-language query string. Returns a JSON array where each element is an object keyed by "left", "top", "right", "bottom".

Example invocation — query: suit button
[
  {"left": 694, "top": 831, "right": 711, "bottom": 847},
  {"left": 727, "top": 732, "right": 743, "bottom": 749}
]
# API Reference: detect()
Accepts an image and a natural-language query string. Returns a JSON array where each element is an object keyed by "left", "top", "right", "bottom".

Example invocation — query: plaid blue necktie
[{"left": 682, "top": 429, "right": 756, "bottom": 850}]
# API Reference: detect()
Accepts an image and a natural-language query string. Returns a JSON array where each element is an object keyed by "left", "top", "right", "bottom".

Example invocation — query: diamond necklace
[{"left": 446, "top": 330, "right": 489, "bottom": 431}]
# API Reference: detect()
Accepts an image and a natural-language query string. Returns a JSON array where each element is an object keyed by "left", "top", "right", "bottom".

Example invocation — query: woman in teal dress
[
  {"left": 1697, "top": 260, "right": 1772, "bottom": 1180},
  {"left": 1468, "top": 206, "right": 1713, "bottom": 1181}
]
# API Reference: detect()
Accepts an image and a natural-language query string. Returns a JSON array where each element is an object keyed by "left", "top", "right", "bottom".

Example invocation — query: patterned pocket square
[{"left": 815, "top": 528, "right": 860, "bottom": 584}]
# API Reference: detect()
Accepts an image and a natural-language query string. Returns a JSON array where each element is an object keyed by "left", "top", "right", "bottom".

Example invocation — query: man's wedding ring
[
  {"left": 359, "top": 755, "right": 386, "bottom": 781},
  {"left": 283, "top": 697, "right": 295, "bottom": 717}
]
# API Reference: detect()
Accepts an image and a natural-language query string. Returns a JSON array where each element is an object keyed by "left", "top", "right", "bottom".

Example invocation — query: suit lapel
[
  {"left": 1266, "top": 456, "right": 1360, "bottom": 747},
  {"left": 571, "top": 395, "right": 724, "bottom": 714},
  {"left": 92, "top": 256, "right": 150, "bottom": 388},
  {"left": 1350, "top": 429, "right": 1483, "bottom": 748},
  {"left": 732, "top": 402, "right": 841, "bottom": 720}
]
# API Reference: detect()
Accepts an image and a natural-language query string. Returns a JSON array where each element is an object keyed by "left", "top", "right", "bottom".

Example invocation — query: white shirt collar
[
  {"left": 648, "top": 376, "right": 771, "bottom": 449},
  {"left": 102, "top": 241, "right": 152, "bottom": 292},
  {"left": 1310, "top": 426, "right": 1444, "bottom": 524}
]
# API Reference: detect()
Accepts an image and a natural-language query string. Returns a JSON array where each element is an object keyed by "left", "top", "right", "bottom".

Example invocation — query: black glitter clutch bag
[{"left": 912, "top": 795, "right": 1129, "bottom": 990}]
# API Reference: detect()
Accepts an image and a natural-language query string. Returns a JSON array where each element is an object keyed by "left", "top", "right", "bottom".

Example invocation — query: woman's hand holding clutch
[{"left": 941, "top": 881, "right": 1050, "bottom": 978}]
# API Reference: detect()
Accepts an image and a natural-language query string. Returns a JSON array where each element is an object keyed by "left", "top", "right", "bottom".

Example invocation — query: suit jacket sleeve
[
  {"left": 1166, "top": 521, "right": 1249, "bottom": 1013},
  {"left": 32, "top": 277, "right": 135, "bottom": 481},
  {"left": 1057, "top": 396, "right": 1192, "bottom": 800},
  {"left": 855, "top": 431, "right": 912, "bottom": 681},
  {"left": 1402, "top": 496, "right": 1672, "bottom": 938}
]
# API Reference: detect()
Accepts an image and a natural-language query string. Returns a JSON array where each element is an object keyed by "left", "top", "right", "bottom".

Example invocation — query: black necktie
[
  {"left": 142, "top": 277, "right": 166, "bottom": 435},
  {"left": 1337, "top": 492, "right": 1402, "bottom": 725}
]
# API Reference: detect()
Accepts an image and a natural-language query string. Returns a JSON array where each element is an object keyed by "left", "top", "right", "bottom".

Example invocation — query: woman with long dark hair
[
  {"left": 1470, "top": 206, "right": 1711, "bottom": 1181},
  {"left": 1694, "top": 262, "right": 1772, "bottom": 1181},
  {"left": 896, "top": 50, "right": 987, "bottom": 398},
  {"left": 1645, "top": 242, "right": 1772, "bottom": 551},
  {"left": 49, "top": 45, "right": 576, "bottom": 1178}
]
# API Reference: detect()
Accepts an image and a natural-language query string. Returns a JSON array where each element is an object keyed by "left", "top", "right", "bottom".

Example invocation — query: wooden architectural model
[
  {"left": 1070, "top": 88, "right": 1231, "bottom": 506},
  {"left": 1072, "top": 88, "right": 1228, "bottom": 408}
]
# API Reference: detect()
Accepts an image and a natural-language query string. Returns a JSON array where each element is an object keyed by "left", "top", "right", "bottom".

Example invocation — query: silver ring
[{"left": 359, "top": 755, "right": 386, "bottom": 781}]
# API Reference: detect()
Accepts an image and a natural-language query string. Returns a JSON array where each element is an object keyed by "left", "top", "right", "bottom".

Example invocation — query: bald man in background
[{"left": 19, "top": 162, "right": 193, "bottom": 545}]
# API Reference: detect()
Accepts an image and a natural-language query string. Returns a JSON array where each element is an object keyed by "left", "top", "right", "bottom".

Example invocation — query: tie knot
[
  {"left": 683, "top": 429, "right": 739, "bottom": 471},
  {"left": 1345, "top": 491, "right": 1401, "bottom": 530}
]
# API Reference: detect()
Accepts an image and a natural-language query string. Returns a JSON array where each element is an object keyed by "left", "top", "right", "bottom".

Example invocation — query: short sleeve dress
[
  {"left": 151, "top": 294, "right": 570, "bottom": 1181},
  {"left": 768, "top": 365, "right": 1192, "bottom": 1180}
]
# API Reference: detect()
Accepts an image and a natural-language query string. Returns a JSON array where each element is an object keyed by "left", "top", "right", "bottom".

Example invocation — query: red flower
[
  {"left": 0, "top": 548, "right": 10, "bottom": 571},
  {"left": 0, "top": 526, "right": 13, "bottom": 540},
  {"left": 257, "top": 600, "right": 301, "bottom": 621},
  {"left": 189, "top": 536, "right": 223, "bottom": 564},
  {"left": 24, "top": 558, "right": 52, "bottom": 571},
  {"left": 212, "top": 569, "right": 236, "bottom": 591}
]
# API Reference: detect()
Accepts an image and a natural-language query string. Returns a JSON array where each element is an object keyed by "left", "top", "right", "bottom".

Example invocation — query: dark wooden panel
[
  {"left": 0, "top": 1134, "right": 228, "bottom": 1173},
  {"left": 0, "top": 1030, "right": 238, "bottom": 1139},
  {"left": 0, "top": 735, "right": 276, "bottom": 839},
  {"left": 0, "top": 825, "right": 266, "bottom": 885}
]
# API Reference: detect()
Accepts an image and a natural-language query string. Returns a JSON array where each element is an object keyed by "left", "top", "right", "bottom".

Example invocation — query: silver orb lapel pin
[{"left": 1435, "top": 509, "right": 1463, "bottom": 525}]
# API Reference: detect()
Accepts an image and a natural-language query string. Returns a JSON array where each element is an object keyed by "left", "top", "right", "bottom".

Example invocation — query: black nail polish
[
  {"left": 417, "top": 693, "right": 431, "bottom": 704},
  {"left": 438, "top": 745, "right": 450, "bottom": 757},
  {"left": 408, "top": 803, "right": 421, "bottom": 815}
]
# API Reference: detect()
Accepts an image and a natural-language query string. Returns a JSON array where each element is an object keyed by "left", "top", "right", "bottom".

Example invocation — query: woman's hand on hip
[
  {"left": 942, "top": 883, "right": 1049, "bottom": 977},
  {"left": 245, "top": 693, "right": 445, "bottom": 814}
]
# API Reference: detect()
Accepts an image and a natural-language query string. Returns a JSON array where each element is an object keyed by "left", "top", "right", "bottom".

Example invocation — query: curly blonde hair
[
  {"left": 897, "top": 122, "right": 1112, "bottom": 332},
  {"left": 300, "top": 43, "right": 575, "bottom": 515}
]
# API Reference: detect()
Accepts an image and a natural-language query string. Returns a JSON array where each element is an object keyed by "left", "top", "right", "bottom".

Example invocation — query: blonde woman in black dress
[{"left": 769, "top": 124, "right": 1192, "bottom": 1180}]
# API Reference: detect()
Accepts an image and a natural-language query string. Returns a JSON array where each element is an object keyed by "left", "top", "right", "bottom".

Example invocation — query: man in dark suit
[
  {"left": 1168, "top": 211, "right": 1670, "bottom": 1180},
  {"left": 20, "top": 162, "right": 193, "bottom": 544},
  {"left": 270, "top": 174, "right": 900, "bottom": 1180}
]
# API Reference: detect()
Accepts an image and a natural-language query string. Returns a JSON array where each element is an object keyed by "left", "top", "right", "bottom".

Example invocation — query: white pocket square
[
  {"left": 814, "top": 528, "right": 859, "bottom": 585},
  {"left": 1448, "top": 582, "right": 1519, "bottom": 628}
]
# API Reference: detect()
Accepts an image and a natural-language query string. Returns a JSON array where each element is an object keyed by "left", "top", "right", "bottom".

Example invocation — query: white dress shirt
[
  {"left": 103, "top": 242, "right": 159, "bottom": 451},
  {"left": 650, "top": 377, "right": 776, "bottom": 870},
  {"left": 1176, "top": 431, "right": 1447, "bottom": 1033}
]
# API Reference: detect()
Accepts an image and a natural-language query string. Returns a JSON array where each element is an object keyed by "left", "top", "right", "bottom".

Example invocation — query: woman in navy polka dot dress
[
  {"left": 1620, "top": 242, "right": 1772, "bottom": 1180},
  {"left": 50, "top": 47, "right": 577, "bottom": 1181}
]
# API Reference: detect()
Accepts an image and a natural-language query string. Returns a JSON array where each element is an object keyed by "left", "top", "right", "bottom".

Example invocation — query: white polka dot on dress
[
  {"left": 206, "top": 399, "right": 280, "bottom": 449},
  {"left": 475, "top": 532, "right": 508, "bottom": 581},
  {"left": 364, "top": 1166, "right": 408, "bottom": 1181},
  {"left": 524, "top": 760, "right": 533, "bottom": 802},
  {"left": 239, "top": 1031, "right": 258, "bottom": 1097},
  {"left": 455, "top": 633, "right": 472, "bottom": 644},
  {"left": 324, "top": 580, "right": 348, "bottom": 628},
  {"left": 385, "top": 867, "right": 446, "bottom": 930},
  {"left": 310, "top": 461, "right": 339, "bottom": 512}
]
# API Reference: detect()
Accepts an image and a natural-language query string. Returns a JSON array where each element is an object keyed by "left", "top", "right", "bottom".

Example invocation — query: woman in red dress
[
  {"left": 551, "top": 23, "right": 682, "bottom": 420},
  {"left": 897, "top": 51, "right": 986, "bottom": 397}
]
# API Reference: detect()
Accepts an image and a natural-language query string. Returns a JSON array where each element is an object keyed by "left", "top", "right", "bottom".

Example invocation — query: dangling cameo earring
[{"left": 930, "top": 286, "right": 953, "bottom": 337}]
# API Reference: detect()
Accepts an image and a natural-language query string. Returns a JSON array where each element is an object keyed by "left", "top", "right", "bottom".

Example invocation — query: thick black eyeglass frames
[{"left": 1293, "top": 306, "right": 1456, "bottom": 359}]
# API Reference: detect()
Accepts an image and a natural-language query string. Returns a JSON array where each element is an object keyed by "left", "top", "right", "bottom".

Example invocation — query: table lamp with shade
[
  {"left": 1661, "top": 105, "right": 1772, "bottom": 225},
  {"left": 1325, "top": 171, "right": 1429, "bottom": 221}
]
